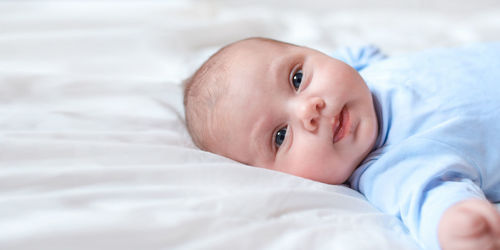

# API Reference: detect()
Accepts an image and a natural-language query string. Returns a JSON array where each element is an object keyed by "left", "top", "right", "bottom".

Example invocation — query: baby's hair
[
  {"left": 183, "top": 37, "right": 292, "bottom": 151},
  {"left": 183, "top": 51, "right": 225, "bottom": 150},
  {"left": 183, "top": 39, "right": 240, "bottom": 150}
]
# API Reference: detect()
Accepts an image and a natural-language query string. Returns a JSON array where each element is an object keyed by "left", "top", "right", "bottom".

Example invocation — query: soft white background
[{"left": 1, "top": 1, "right": 499, "bottom": 249}]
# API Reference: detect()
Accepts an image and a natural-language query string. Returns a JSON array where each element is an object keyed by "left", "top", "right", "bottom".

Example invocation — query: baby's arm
[{"left": 438, "top": 199, "right": 500, "bottom": 250}]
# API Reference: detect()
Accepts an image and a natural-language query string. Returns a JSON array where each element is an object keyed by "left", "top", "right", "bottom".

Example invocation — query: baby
[{"left": 183, "top": 37, "right": 500, "bottom": 250}]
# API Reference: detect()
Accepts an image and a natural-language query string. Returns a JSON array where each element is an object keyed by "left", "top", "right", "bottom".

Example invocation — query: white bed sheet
[{"left": 1, "top": 1, "right": 499, "bottom": 249}]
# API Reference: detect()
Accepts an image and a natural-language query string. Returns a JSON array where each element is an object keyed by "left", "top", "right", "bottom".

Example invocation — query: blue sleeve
[
  {"left": 330, "top": 45, "right": 387, "bottom": 71},
  {"left": 351, "top": 140, "right": 486, "bottom": 250},
  {"left": 417, "top": 178, "right": 485, "bottom": 249}
]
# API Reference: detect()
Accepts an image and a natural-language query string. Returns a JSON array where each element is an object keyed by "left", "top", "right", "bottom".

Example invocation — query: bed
[{"left": 1, "top": 1, "right": 499, "bottom": 249}]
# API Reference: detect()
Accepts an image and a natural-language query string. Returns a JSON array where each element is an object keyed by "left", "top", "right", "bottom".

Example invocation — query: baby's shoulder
[{"left": 363, "top": 42, "right": 500, "bottom": 75}]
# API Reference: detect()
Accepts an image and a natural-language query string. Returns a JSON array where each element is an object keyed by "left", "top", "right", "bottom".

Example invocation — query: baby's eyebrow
[
  {"left": 249, "top": 112, "right": 274, "bottom": 163},
  {"left": 269, "top": 53, "right": 293, "bottom": 80},
  {"left": 273, "top": 53, "right": 304, "bottom": 87}
]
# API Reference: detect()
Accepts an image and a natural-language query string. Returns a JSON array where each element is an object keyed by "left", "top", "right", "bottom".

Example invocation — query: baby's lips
[
  {"left": 332, "top": 107, "right": 350, "bottom": 143},
  {"left": 332, "top": 108, "right": 343, "bottom": 142}
]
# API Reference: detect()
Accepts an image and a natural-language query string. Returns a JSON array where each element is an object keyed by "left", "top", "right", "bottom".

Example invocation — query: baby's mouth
[{"left": 332, "top": 106, "right": 350, "bottom": 143}]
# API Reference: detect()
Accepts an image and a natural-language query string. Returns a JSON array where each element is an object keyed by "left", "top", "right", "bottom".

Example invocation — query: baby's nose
[{"left": 297, "top": 97, "right": 325, "bottom": 132}]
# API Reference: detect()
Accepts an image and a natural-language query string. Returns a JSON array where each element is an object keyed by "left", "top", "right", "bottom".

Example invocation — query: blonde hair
[{"left": 183, "top": 44, "right": 232, "bottom": 150}]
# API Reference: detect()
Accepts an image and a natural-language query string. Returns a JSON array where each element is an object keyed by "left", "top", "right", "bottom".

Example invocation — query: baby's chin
[
  {"left": 329, "top": 158, "right": 366, "bottom": 185},
  {"left": 313, "top": 169, "right": 353, "bottom": 185}
]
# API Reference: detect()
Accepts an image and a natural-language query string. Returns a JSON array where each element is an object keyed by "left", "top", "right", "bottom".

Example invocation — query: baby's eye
[
  {"left": 291, "top": 69, "right": 303, "bottom": 91},
  {"left": 275, "top": 127, "right": 287, "bottom": 147}
]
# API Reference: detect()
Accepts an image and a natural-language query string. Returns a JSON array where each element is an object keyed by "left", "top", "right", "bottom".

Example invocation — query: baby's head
[{"left": 184, "top": 37, "right": 378, "bottom": 184}]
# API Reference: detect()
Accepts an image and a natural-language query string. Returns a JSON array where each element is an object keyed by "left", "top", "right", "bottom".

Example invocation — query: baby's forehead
[
  {"left": 205, "top": 39, "right": 297, "bottom": 159},
  {"left": 222, "top": 41, "right": 297, "bottom": 78},
  {"left": 211, "top": 38, "right": 300, "bottom": 114}
]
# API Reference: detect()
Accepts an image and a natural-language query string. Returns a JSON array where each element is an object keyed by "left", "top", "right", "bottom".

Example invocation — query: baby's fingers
[
  {"left": 466, "top": 201, "right": 500, "bottom": 235},
  {"left": 460, "top": 200, "right": 500, "bottom": 249}
]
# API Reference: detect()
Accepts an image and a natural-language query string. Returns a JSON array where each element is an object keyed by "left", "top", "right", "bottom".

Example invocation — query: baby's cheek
[
  {"left": 289, "top": 159, "right": 328, "bottom": 182},
  {"left": 276, "top": 145, "right": 336, "bottom": 182},
  {"left": 276, "top": 154, "right": 310, "bottom": 176}
]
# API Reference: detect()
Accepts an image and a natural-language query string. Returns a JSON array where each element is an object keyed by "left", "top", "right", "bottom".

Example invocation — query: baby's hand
[{"left": 438, "top": 199, "right": 500, "bottom": 250}]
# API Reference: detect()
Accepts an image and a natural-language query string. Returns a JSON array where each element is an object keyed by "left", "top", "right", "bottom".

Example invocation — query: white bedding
[{"left": 1, "top": 1, "right": 499, "bottom": 249}]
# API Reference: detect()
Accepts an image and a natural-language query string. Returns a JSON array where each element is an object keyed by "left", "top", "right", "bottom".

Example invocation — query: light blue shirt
[{"left": 335, "top": 43, "right": 500, "bottom": 250}]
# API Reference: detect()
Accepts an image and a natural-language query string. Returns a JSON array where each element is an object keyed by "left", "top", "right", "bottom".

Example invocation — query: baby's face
[{"left": 210, "top": 40, "right": 378, "bottom": 184}]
